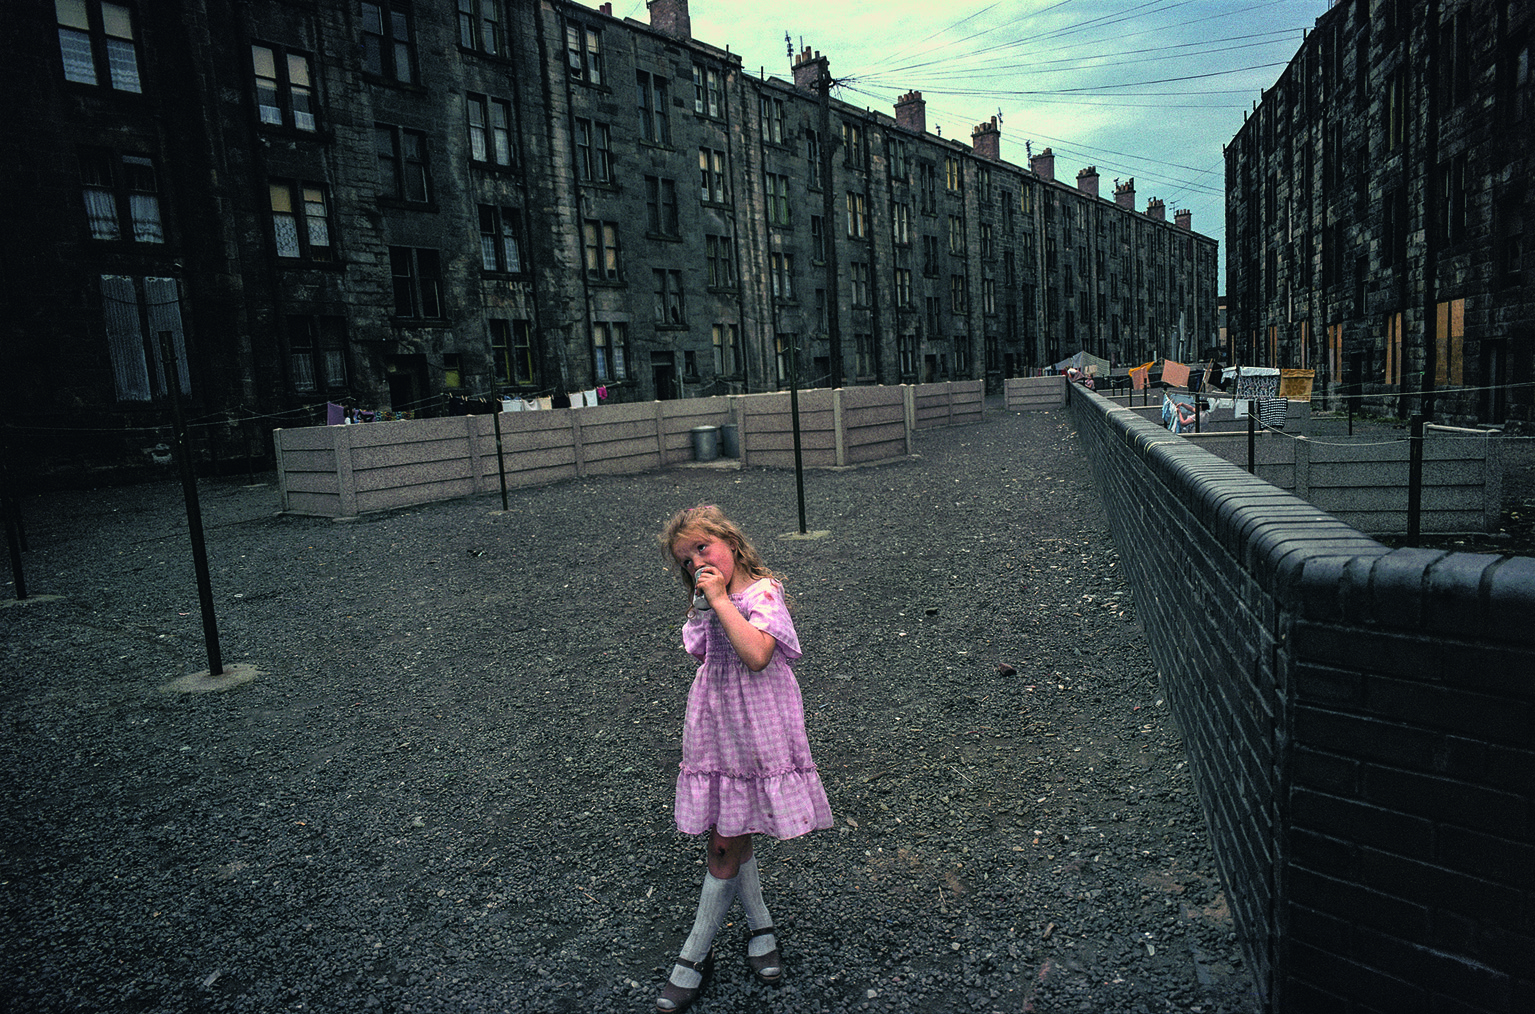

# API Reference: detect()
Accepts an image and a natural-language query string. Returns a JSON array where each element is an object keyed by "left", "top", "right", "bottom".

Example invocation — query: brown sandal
[
  {"left": 656, "top": 951, "right": 712, "bottom": 1012},
  {"left": 747, "top": 925, "right": 783, "bottom": 985}
]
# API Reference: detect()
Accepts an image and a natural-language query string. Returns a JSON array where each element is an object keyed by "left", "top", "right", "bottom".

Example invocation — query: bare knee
[{"left": 708, "top": 830, "right": 752, "bottom": 879}]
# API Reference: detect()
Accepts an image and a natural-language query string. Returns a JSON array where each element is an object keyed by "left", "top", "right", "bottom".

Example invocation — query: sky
[{"left": 580, "top": 0, "right": 1334, "bottom": 293}]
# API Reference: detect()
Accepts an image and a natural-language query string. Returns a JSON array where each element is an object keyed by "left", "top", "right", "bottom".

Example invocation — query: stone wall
[{"left": 1069, "top": 382, "right": 1535, "bottom": 1012}]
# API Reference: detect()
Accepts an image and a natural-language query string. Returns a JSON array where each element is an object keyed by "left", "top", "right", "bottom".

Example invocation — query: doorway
[{"left": 652, "top": 351, "right": 678, "bottom": 401}]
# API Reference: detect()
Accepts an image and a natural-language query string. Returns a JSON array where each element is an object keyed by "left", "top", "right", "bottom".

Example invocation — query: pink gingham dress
[{"left": 675, "top": 578, "right": 833, "bottom": 840}]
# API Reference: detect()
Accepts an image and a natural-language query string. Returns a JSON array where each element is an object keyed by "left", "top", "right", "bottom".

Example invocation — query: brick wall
[{"left": 1068, "top": 384, "right": 1535, "bottom": 1012}]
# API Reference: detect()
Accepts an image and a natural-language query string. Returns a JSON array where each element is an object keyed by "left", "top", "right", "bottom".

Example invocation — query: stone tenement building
[
  {"left": 1225, "top": 0, "right": 1533, "bottom": 427},
  {"left": 4, "top": 0, "right": 1215, "bottom": 473}
]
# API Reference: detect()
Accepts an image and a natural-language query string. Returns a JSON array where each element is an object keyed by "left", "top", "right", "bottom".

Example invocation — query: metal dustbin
[
  {"left": 690, "top": 425, "right": 720, "bottom": 462},
  {"left": 718, "top": 422, "right": 739, "bottom": 458}
]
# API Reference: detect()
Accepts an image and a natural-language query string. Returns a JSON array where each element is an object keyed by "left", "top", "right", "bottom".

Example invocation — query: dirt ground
[{"left": 1, "top": 408, "right": 1261, "bottom": 1013}]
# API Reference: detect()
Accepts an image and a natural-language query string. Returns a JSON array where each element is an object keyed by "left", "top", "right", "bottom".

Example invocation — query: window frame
[
  {"left": 286, "top": 314, "right": 348, "bottom": 394},
  {"left": 79, "top": 148, "right": 164, "bottom": 244},
  {"left": 457, "top": 0, "right": 505, "bottom": 57},
  {"left": 637, "top": 71, "right": 671, "bottom": 145},
  {"left": 760, "top": 94, "right": 786, "bottom": 145},
  {"left": 654, "top": 268, "right": 685, "bottom": 325},
  {"left": 576, "top": 118, "right": 613, "bottom": 183},
  {"left": 705, "top": 234, "right": 736, "bottom": 289},
  {"left": 565, "top": 21, "right": 604, "bottom": 86},
  {"left": 375, "top": 123, "right": 431, "bottom": 204},
  {"left": 771, "top": 253, "right": 795, "bottom": 301},
  {"left": 846, "top": 191, "right": 867, "bottom": 239},
  {"left": 477, "top": 204, "right": 524, "bottom": 275},
  {"left": 270, "top": 179, "right": 335, "bottom": 262},
  {"left": 583, "top": 220, "right": 621, "bottom": 282},
  {"left": 57, "top": 0, "right": 142, "bottom": 93},
  {"left": 592, "top": 321, "right": 630, "bottom": 382},
  {"left": 693, "top": 63, "right": 723, "bottom": 118},
  {"left": 389, "top": 246, "right": 444, "bottom": 320},
  {"left": 490, "top": 318, "right": 536, "bottom": 386},
  {"left": 698, "top": 148, "right": 728, "bottom": 204},
  {"left": 467, "top": 94, "right": 514, "bottom": 167},
  {"left": 645, "top": 175, "right": 680, "bottom": 238},
  {"left": 766, "top": 173, "right": 792, "bottom": 227},
  {"left": 252, "top": 43, "right": 317, "bottom": 132},
  {"left": 361, "top": 1, "right": 417, "bottom": 85}
]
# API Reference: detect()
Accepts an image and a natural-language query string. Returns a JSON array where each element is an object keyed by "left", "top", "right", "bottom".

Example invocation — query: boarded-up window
[{"left": 100, "top": 275, "right": 188, "bottom": 401}]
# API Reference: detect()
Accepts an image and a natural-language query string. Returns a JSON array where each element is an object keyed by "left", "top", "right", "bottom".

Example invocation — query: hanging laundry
[
  {"left": 1232, "top": 368, "right": 1281, "bottom": 401},
  {"left": 1130, "top": 366, "right": 1149, "bottom": 390},
  {"left": 582, "top": 388, "right": 599, "bottom": 407},
  {"left": 597, "top": 385, "right": 608, "bottom": 401},
  {"left": 535, "top": 396, "right": 554, "bottom": 411},
  {"left": 1161, "top": 360, "right": 1191, "bottom": 388},
  {"left": 1258, "top": 397, "right": 1288, "bottom": 429},
  {"left": 327, "top": 402, "right": 345, "bottom": 426}
]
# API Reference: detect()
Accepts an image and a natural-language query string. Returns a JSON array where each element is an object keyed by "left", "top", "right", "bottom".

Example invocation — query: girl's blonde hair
[{"left": 658, "top": 505, "right": 778, "bottom": 601}]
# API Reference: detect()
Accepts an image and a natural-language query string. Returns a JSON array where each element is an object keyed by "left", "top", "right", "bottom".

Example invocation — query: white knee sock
[
  {"left": 668, "top": 871, "right": 737, "bottom": 990},
  {"left": 736, "top": 856, "right": 777, "bottom": 960}
]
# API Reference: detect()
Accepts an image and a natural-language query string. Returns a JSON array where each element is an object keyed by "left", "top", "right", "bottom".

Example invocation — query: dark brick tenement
[
  {"left": 2, "top": 0, "right": 1215, "bottom": 480},
  {"left": 1225, "top": 0, "right": 1534, "bottom": 428},
  {"left": 1068, "top": 384, "right": 1535, "bottom": 1013}
]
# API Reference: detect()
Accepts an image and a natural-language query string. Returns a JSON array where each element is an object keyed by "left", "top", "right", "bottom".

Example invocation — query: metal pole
[
  {"left": 790, "top": 337, "right": 807, "bottom": 534},
  {"left": 492, "top": 407, "right": 509, "bottom": 512},
  {"left": 1247, "top": 400, "right": 1257, "bottom": 474},
  {"left": 1407, "top": 414, "right": 1424, "bottom": 547},
  {"left": 4, "top": 496, "right": 24, "bottom": 601},
  {"left": 1, "top": 423, "right": 25, "bottom": 600},
  {"left": 159, "top": 331, "right": 223, "bottom": 675}
]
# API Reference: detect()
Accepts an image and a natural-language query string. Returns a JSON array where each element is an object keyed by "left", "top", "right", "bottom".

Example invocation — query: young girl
[{"left": 654, "top": 505, "right": 833, "bottom": 1012}]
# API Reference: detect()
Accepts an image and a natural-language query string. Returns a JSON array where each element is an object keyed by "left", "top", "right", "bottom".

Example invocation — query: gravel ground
[{"left": 3, "top": 408, "right": 1274, "bottom": 1014}]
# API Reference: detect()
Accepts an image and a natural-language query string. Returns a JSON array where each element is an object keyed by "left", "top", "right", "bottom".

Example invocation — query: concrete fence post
[
  {"left": 273, "top": 429, "right": 290, "bottom": 511},
  {"left": 464, "top": 415, "right": 484, "bottom": 495},
  {"left": 570, "top": 408, "right": 586, "bottom": 478},
  {"left": 903, "top": 384, "right": 916, "bottom": 442},
  {"left": 732, "top": 396, "right": 749, "bottom": 468},
  {"left": 1293, "top": 435, "right": 1311, "bottom": 502},
  {"left": 833, "top": 389, "right": 846, "bottom": 467},
  {"left": 655, "top": 401, "right": 667, "bottom": 467},
  {"left": 1481, "top": 431, "right": 1503, "bottom": 534},
  {"left": 334, "top": 424, "right": 357, "bottom": 518}
]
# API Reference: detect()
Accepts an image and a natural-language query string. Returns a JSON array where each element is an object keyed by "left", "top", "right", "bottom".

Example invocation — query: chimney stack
[
  {"left": 894, "top": 91, "right": 926, "bottom": 134},
  {"left": 1146, "top": 198, "right": 1166, "bottom": 222},
  {"left": 1076, "top": 165, "right": 1099, "bottom": 198},
  {"left": 1114, "top": 177, "right": 1136, "bottom": 209},
  {"left": 971, "top": 116, "right": 1000, "bottom": 160},
  {"left": 1029, "top": 146, "right": 1055, "bottom": 182},
  {"left": 647, "top": 0, "right": 691, "bottom": 40},
  {"left": 599, "top": 2, "right": 612, "bottom": 14},
  {"left": 1174, "top": 208, "right": 1192, "bottom": 230},
  {"left": 792, "top": 47, "right": 827, "bottom": 91}
]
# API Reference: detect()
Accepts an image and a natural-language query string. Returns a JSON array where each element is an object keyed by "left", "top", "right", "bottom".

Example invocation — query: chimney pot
[
  {"left": 971, "top": 115, "right": 1000, "bottom": 160},
  {"left": 647, "top": 0, "right": 691, "bottom": 40},
  {"left": 792, "top": 48, "right": 828, "bottom": 91},
  {"left": 1076, "top": 165, "right": 1099, "bottom": 198},
  {"left": 894, "top": 90, "right": 926, "bottom": 134},
  {"left": 599, "top": 2, "right": 611, "bottom": 14},
  {"left": 1174, "top": 209, "right": 1192, "bottom": 230},
  {"left": 1029, "top": 146, "right": 1055, "bottom": 182},
  {"left": 1146, "top": 198, "right": 1166, "bottom": 222}
]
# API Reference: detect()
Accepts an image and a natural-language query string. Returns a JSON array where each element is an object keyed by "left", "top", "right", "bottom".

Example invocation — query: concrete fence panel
[
  {"left": 1003, "top": 375, "right": 1067, "bottom": 410},
  {"left": 275, "top": 383, "right": 981, "bottom": 517}
]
